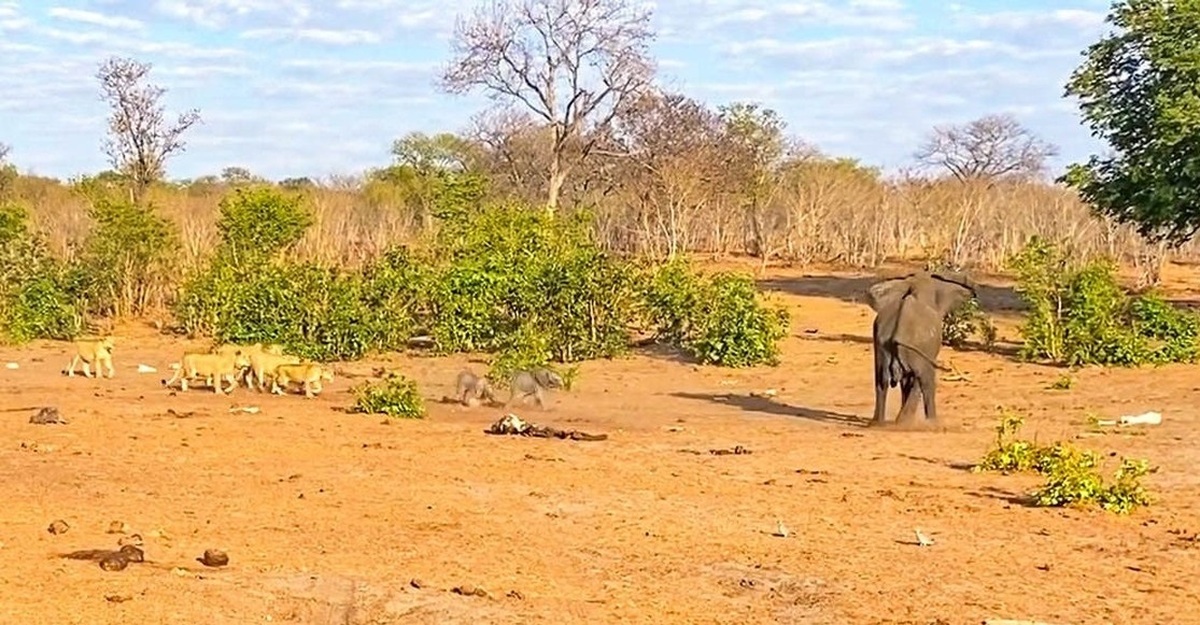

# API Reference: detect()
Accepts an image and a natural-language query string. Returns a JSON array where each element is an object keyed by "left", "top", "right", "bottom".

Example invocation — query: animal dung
[
  {"left": 118, "top": 544, "right": 144, "bottom": 563},
  {"left": 198, "top": 548, "right": 229, "bottom": 567},
  {"left": 28, "top": 407, "right": 67, "bottom": 425},
  {"left": 98, "top": 554, "right": 129, "bottom": 572}
]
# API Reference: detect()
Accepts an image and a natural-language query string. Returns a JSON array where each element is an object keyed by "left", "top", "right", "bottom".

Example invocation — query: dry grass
[{"left": 5, "top": 171, "right": 1192, "bottom": 284}]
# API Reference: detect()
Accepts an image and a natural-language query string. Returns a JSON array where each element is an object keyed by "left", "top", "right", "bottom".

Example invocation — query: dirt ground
[{"left": 2, "top": 264, "right": 1199, "bottom": 625}]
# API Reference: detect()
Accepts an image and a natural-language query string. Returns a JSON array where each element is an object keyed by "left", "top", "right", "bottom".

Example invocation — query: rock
[
  {"left": 47, "top": 519, "right": 69, "bottom": 535},
  {"left": 198, "top": 549, "right": 229, "bottom": 567},
  {"left": 107, "top": 521, "right": 129, "bottom": 534}
]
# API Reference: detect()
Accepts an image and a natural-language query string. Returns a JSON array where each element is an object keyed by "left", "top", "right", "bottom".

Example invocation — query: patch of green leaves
[
  {"left": 639, "top": 259, "right": 790, "bottom": 367},
  {"left": 350, "top": 374, "right": 426, "bottom": 419},
  {"left": 1009, "top": 237, "right": 1200, "bottom": 366},
  {"left": 975, "top": 409, "right": 1153, "bottom": 514}
]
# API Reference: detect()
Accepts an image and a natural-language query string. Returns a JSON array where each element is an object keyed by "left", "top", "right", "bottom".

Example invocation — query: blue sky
[{"left": 0, "top": 0, "right": 1112, "bottom": 181}]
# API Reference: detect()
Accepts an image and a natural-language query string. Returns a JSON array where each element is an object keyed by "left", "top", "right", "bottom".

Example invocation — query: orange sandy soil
[{"left": 2, "top": 263, "right": 1199, "bottom": 625}]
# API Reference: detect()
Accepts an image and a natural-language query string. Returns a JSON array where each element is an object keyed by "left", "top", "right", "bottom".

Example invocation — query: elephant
[{"left": 863, "top": 270, "right": 977, "bottom": 426}]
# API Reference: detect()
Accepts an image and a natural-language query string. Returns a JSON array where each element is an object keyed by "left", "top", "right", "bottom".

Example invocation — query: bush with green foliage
[
  {"left": 640, "top": 259, "right": 790, "bottom": 367},
  {"left": 73, "top": 198, "right": 178, "bottom": 317},
  {"left": 975, "top": 410, "right": 1152, "bottom": 514},
  {"left": 350, "top": 374, "right": 426, "bottom": 418},
  {"left": 0, "top": 203, "right": 81, "bottom": 343},
  {"left": 1009, "top": 237, "right": 1200, "bottom": 366}
]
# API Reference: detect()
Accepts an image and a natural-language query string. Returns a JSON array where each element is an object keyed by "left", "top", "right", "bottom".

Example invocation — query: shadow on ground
[
  {"left": 758, "top": 272, "right": 1025, "bottom": 314},
  {"left": 672, "top": 391, "right": 869, "bottom": 427},
  {"left": 799, "top": 332, "right": 1023, "bottom": 360}
]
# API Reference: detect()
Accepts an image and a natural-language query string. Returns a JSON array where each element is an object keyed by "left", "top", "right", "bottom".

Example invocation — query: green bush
[
  {"left": 1009, "top": 237, "right": 1200, "bottom": 366},
  {"left": 639, "top": 260, "right": 790, "bottom": 367},
  {"left": 73, "top": 198, "right": 178, "bottom": 317},
  {"left": 350, "top": 374, "right": 426, "bottom": 418},
  {"left": 0, "top": 203, "right": 81, "bottom": 343},
  {"left": 214, "top": 187, "right": 313, "bottom": 262},
  {"left": 428, "top": 202, "right": 639, "bottom": 362},
  {"left": 975, "top": 410, "right": 1152, "bottom": 515}
]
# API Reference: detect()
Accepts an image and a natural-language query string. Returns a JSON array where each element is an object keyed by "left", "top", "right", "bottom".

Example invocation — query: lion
[
  {"left": 271, "top": 362, "right": 334, "bottom": 398},
  {"left": 212, "top": 342, "right": 285, "bottom": 388},
  {"left": 161, "top": 350, "right": 251, "bottom": 394},
  {"left": 62, "top": 337, "right": 115, "bottom": 379},
  {"left": 247, "top": 351, "right": 301, "bottom": 392}
]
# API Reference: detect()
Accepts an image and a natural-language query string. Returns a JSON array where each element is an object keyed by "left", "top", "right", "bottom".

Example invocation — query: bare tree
[
  {"left": 914, "top": 113, "right": 1059, "bottom": 183},
  {"left": 440, "top": 0, "right": 656, "bottom": 213},
  {"left": 96, "top": 56, "right": 201, "bottom": 204},
  {"left": 0, "top": 142, "right": 10, "bottom": 164},
  {"left": 604, "top": 91, "right": 726, "bottom": 257}
]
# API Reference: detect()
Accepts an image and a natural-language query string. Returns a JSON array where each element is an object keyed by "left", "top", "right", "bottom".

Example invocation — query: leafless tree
[
  {"left": 914, "top": 113, "right": 1059, "bottom": 183},
  {"left": 440, "top": 0, "right": 656, "bottom": 213},
  {"left": 0, "top": 142, "right": 10, "bottom": 164},
  {"left": 96, "top": 56, "right": 201, "bottom": 204},
  {"left": 605, "top": 91, "right": 725, "bottom": 257}
]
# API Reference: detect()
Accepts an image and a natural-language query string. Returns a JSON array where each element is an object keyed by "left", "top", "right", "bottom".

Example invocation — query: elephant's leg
[
  {"left": 908, "top": 354, "right": 938, "bottom": 423},
  {"left": 872, "top": 361, "right": 889, "bottom": 424},
  {"left": 896, "top": 374, "right": 921, "bottom": 424}
]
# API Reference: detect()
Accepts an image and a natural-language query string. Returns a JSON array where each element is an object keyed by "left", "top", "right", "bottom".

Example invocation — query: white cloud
[
  {"left": 154, "top": 0, "right": 312, "bottom": 28},
  {"left": 960, "top": 8, "right": 1105, "bottom": 31},
  {"left": 48, "top": 7, "right": 145, "bottom": 30},
  {"left": 241, "top": 27, "right": 381, "bottom": 45}
]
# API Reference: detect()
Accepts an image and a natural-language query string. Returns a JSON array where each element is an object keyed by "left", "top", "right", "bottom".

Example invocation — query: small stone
[
  {"left": 47, "top": 519, "right": 69, "bottom": 535},
  {"left": 409, "top": 578, "right": 424, "bottom": 589},
  {"left": 104, "top": 593, "right": 132, "bottom": 603},
  {"left": 199, "top": 549, "right": 229, "bottom": 567},
  {"left": 106, "top": 521, "right": 128, "bottom": 534}
]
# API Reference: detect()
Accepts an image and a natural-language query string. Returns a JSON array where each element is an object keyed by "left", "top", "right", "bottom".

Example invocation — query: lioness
[
  {"left": 248, "top": 351, "right": 301, "bottom": 392},
  {"left": 212, "top": 342, "right": 285, "bottom": 388},
  {"left": 162, "top": 350, "right": 251, "bottom": 394},
  {"left": 271, "top": 363, "right": 333, "bottom": 398},
  {"left": 63, "top": 337, "right": 115, "bottom": 379}
]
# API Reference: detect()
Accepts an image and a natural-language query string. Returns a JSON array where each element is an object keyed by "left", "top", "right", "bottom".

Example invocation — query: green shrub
[
  {"left": 73, "top": 198, "right": 178, "bottom": 317},
  {"left": 639, "top": 260, "right": 790, "bottom": 367},
  {"left": 428, "top": 202, "right": 639, "bottom": 362},
  {"left": 1009, "top": 237, "right": 1200, "bottom": 366},
  {"left": 975, "top": 410, "right": 1152, "bottom": 514},
  {"left": 214, "top": 187, "right": 313, "bottom": 262},
  {"left": 350, "top": 374, "right": 426, "bottom": 418},
  {"left": 0, "top": 203, "right": 82, "bottom": 343}
]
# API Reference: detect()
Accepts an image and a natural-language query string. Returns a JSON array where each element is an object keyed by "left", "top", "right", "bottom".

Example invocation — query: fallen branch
[{"left": 484, "top": 414, "right": 608, "bottom": 441}]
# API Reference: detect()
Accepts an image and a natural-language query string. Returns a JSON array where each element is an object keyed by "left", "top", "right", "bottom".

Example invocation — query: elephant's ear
[
  {"left": 865, "top": 277, "right": 911, "bottom": 312},
  {"left": 930, "top": 274, "right": 977, "bottom": 316}
]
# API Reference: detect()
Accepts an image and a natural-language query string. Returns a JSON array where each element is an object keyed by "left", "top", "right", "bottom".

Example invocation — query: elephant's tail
[{"left": 896, "top": 340, "right": 951, "bottom": 372}]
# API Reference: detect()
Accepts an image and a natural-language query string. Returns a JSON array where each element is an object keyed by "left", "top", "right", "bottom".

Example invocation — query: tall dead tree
[
  {"left": 96, "top": 56, "right": 201, "bottom": 204},
  {"left": 914, "top": 113, "right": 1059, "bottom": 183},
  {"left": 440, "top": 0, "right": 656, "bottom": 213}
]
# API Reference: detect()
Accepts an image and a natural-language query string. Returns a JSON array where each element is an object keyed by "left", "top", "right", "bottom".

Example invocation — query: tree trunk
[{"left": 547, "top": 155, "right": 566, "bottom": 215}]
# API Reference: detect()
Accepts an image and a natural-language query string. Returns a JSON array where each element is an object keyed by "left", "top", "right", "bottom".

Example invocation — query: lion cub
[
  {"left": 271, "top": 362, "right": 333, "bottom": 398},
  {"left": 248, "top": 351, "right": 301, "bottom": 392},
  {"left": 63, "top": 337, "right": 115, "bottom": 379},
  {"left": 162, "top": 350, "right": 251, "bottom": 394}
]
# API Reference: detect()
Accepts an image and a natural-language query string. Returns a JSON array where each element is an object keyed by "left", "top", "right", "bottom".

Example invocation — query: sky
[{"left": 0, "top": 0, "right": 1114, "bottom": 181}]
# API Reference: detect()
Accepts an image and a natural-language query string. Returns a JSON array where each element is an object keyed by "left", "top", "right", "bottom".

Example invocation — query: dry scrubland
[
  {"left": 2, "top": 259, "right": 1200, "bottom": 624},
  {"left": 3, "top": 0, "right": 1200, "bottom": 618}
]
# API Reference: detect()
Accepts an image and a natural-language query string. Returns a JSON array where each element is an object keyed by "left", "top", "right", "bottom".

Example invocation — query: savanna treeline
[{"left": 2, "top": 0, "right": 1200, "bottom": 370}]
